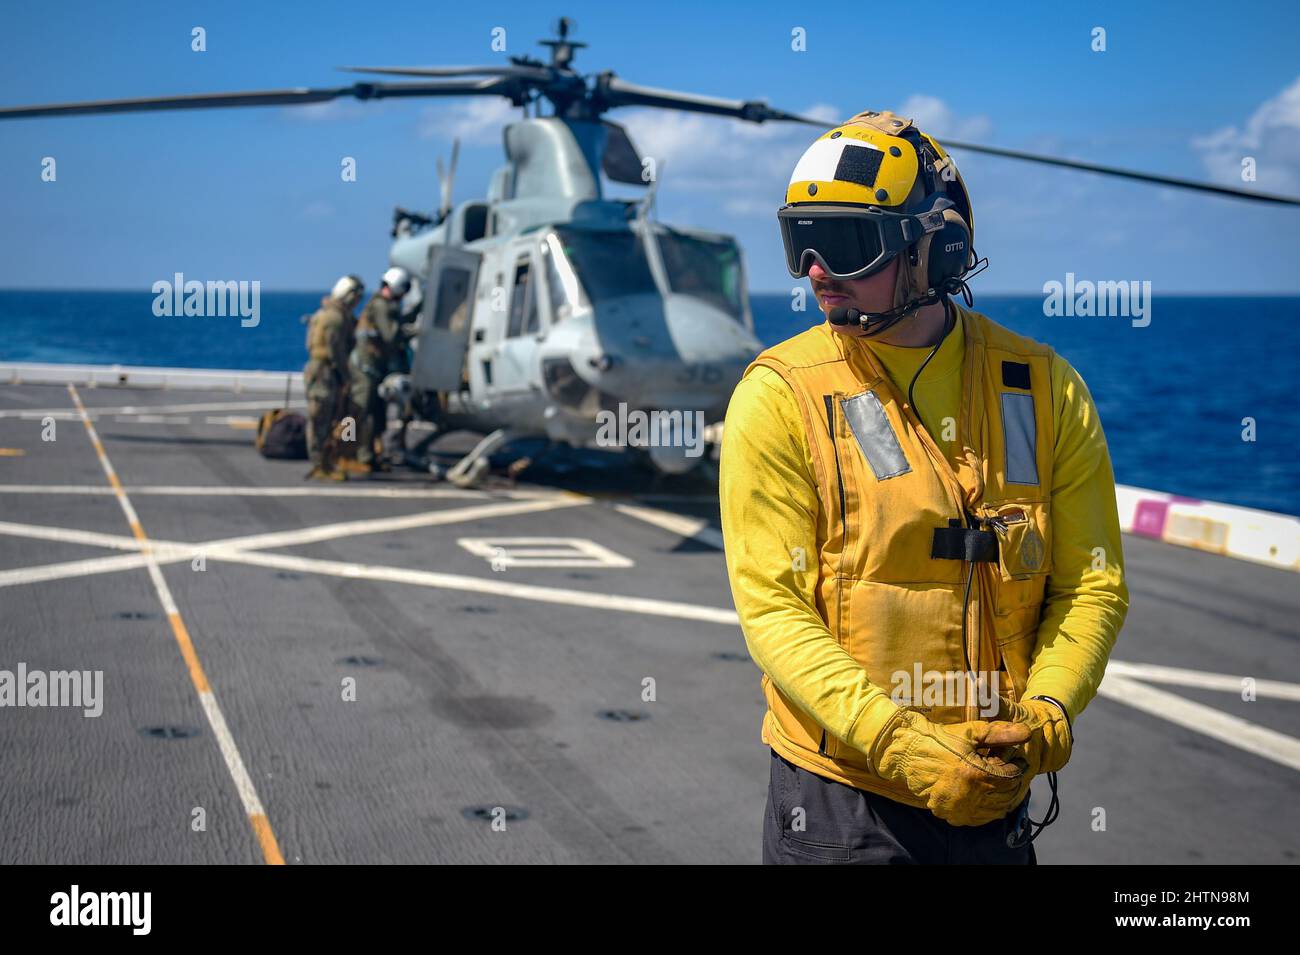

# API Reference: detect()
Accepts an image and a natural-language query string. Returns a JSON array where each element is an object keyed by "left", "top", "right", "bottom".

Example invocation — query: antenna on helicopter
[
  {"left": 436, "top": 139, "right": 460, "bottom": 222},
  {"left": 538, "top": 17, "right": 585, "bottom": 70}
]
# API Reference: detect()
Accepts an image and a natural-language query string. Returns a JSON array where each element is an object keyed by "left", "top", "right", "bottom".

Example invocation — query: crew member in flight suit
[
  {"left": 720, "top": 110, "right": 1128, "bottom": 864},
  {"left": 340, "top": 267, "right": 412, "bottom": 474},
  {"left": 303, "top": 274, "right": 364, "bottom": 480}
]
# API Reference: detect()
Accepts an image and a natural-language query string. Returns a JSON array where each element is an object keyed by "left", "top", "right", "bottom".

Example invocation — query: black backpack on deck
[
  {"left": 256, "top": 409, "right": 308, "bottom": 459},
  {"left": 255, "top": 375, "right": 309, "bottom": 460}
]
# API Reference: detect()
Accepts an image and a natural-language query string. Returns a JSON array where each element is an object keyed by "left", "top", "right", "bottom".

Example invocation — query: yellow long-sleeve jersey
[{"left": 719, "top": 313, "right": 1128, "bottom": 757}]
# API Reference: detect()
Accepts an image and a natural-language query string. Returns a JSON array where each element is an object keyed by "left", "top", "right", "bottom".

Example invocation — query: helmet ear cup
[{"left": 909, "top": 209, "right": 971, "bottom": 293}]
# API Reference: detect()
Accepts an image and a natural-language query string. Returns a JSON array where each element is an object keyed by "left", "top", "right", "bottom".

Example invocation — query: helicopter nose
[
  {"left": 660, "top": 293, "right": 761, "bottom": 366},
  {"left": 570, "top": 292, "right": 761, "bottom": 412}
]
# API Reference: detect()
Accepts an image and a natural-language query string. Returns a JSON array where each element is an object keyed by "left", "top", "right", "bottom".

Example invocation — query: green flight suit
[
  {"left": 302, "top": 298, "right": 352, "bottom": 468},
  {"left": 348, "top": 296, "right": 391, "bottom": 466}
]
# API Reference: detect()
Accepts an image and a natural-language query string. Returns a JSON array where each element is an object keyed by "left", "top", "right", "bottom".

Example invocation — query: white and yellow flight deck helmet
[{"left": 778, "top": 109, "right": 980, "bottom": 317}]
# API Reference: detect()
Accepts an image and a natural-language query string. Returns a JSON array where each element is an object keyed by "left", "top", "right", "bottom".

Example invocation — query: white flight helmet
[
  {"left": 381, "top": 266, "right": 412, "bottom": 296},
  {"left": 330, "top": 274, "right": 364, "bottom": 302}
]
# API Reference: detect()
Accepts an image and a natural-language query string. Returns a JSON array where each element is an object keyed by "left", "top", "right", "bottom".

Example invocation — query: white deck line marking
[
  {"left": 1106, "top": 660, "right": 1300, "bottom": 701},
  {"left": 613, "top": 503, "right": 725, "bottom": 550},
  {"left": 0, "top": 520, "right": 152, "bottom": 552},
  {"left": 4, "top": 465, "right": 1298, "bottom": 773},
  {"left": 0, "top": 483, "right": 565, "bottom": 500},
  {"left": 1098, "top": 672, "right": 1300, "bottom": 772},
  {"left": 628, "top": 494, "right": 722, "bottom": 505},
  {"left": 0, "top": 399, "right": 287, "bottom": 420},
  {"left": 203, "top": 495, "right": 588, "bottom": 553},
  {"left": 0, "top": 498, "right": 586, "bottom": 588},
  {"left": 0, "top": 485, "right": 120, "bottom": 495},
  {"left": 0, "top": 552, "right": 152, "bottom": 587},
  {"left": 113, "top": 415, "right": 191, "bottom": 424},
  {"left": 457, "top": 536, "right": 635, "bottom": 568},
  {"left": 67, "top": 384, "right": 285, "bottom": 865},
  {"left": 208, "top": 549, "right": 742, "bottom": 625}
]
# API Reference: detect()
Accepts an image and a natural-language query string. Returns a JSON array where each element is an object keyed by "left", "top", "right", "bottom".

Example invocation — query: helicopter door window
[
  {"left": 507, "top": 257, "right": 535, "bottom": 338},
  {"left": 433, "top": 267, "right": 472, "bottom": 331}
]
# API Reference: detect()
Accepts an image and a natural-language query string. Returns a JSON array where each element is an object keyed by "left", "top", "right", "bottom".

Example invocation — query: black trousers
[{"left": 763, "top": 749, "right": 1036, "bottom": 865}]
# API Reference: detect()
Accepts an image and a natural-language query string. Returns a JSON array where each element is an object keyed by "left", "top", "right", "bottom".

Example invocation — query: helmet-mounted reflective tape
[{"left": 789, "top": 137, "right": 881, "bottom": 186}]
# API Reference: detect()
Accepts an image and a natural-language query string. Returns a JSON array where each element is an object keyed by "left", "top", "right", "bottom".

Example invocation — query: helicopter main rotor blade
[
  {"left": 339, "top": 64, "right": 552, "bottom": 82},
  {"left": 596, "top": 74, "right": 823, "bottom": 125},
  {"left": 601, "top": 75, "right": 1298, "bottom": 207},
  {"left": 0, "top": 76, "right": 526, "bottom": 121},
  {"left": 941, "top": 139, "right": 1300, "bottom": 207}
]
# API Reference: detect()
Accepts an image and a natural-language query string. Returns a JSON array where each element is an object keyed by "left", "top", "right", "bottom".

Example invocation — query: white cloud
[
  {"left": 1194, "top": 75, "right": 1300, "bottom": 194},
  {"left": 619, "top": 97, "right": 992, "bottom": 218},
  {"left": 417, "top": 98, "right": 521, "bottom": 145},
  {"left": 894, "top": 95, "right": 993, "bottom": 142},
  {"left": 616, "top": 101, "right": 839, "bottom": 214}
]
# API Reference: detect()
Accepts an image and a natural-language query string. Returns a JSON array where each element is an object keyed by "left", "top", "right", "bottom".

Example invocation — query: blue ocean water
[
  {"left": 757, "top": 294, "right": 1300, "bottom": 518},
  {"left": 1, "top": 289, "right": 1296, "bottom": 516}
]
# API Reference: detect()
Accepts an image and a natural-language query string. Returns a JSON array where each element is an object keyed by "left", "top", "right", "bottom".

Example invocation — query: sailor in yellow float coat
[{"left": 720, "top": 109, "right": 1128, "bottom": 862}]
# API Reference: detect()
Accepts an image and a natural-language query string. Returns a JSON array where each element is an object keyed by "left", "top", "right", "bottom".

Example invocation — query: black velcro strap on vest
[
  {"left": 931, "top": 521, "right": 1000, "bottom": 563},
  {"left": 1002, "top": 360, "right": 1032, "bottom": 390}
]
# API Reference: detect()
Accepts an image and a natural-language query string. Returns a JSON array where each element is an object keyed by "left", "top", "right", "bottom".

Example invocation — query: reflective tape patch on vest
[
  {"left": 840, "top": 390, "right": 910, "bottom": 480},
  {"left": 1001, "top": 392, "right": 1039, "bottom": 485}
]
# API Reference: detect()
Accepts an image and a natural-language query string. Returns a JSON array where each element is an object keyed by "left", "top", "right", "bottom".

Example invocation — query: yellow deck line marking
[{"left": 67, "top": 384, "right": 285, "bottom": 866}]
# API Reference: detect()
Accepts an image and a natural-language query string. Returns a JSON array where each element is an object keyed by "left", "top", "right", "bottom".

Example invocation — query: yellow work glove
[
  {"left": 996, "top": 696, "right": 1073, "bottom": 777},
  {"left": 867, "top": 708, "right": 1031, "bottom": 827}
]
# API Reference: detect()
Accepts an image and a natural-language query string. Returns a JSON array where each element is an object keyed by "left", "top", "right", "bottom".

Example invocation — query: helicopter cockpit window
[
  {"left": 657, "top": 233, "right": 745, "bottom": 322},
  {"left": 507, "top": 257, "right": 535, "bottom": 338},
  {"left": 550, "top": 226, "right": 658, "bottom": 303}
]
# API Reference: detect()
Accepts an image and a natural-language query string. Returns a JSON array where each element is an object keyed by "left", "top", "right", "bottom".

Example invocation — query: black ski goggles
[{"left": 778, "top": 202, "right": 949, "bottom": 280}]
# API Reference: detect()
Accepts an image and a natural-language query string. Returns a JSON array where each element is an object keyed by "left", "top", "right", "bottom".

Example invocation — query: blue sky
[{"left": 1, "top": 0, "right": 1298, "bottom": 293}]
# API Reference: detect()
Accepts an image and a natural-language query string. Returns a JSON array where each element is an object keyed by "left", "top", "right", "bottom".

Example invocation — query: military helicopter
[{"left": 4, "top": 17, "right": 1296, "bottom": 484}]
